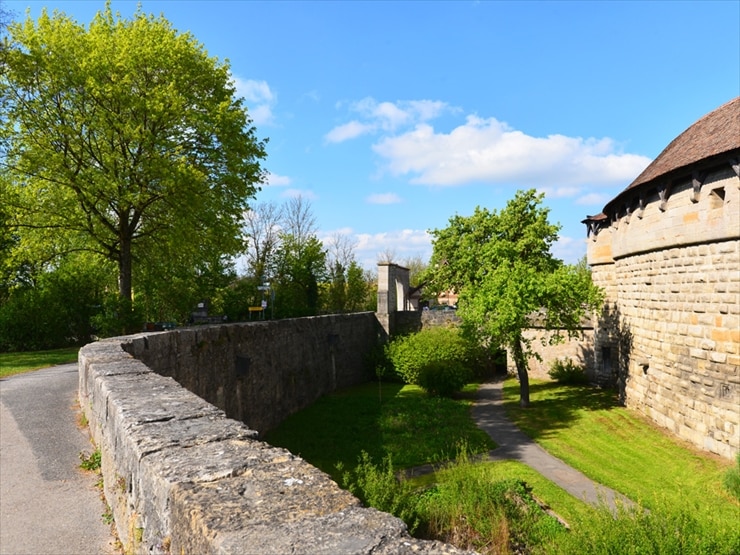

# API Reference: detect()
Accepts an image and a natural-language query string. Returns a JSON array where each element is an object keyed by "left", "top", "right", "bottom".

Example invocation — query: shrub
[
  {"left": 338, "top": 451, "right": 420, "bottom": 532},
  {"left": 723, "top": 453, "right": 740, "bottom": 501},
  {"left": 548, "top": 358, "right": 588, "bottom": 384},
  {"left": 339, "top": 448, "right": 565, "bottom": 554},
  {"left": 417, "top": 475, "right": 565, "bottom": 554},
  {"left": 417, "top": 360, "right": 471, "bottom": 398},
  {"left": 0, "top": 258, "right": 110, "bottom": 351},
  {"left": 385, "top": 326, "right": 482, "bottom": 396}
]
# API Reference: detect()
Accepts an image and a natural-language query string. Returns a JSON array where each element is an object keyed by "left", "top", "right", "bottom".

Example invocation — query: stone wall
[
  {"left": 122, "top": 314, "right": 382, "bottom": 434},
  {"left": 506, "top": 329, "right": 595, "bottom": 381},
  {"left": 78, "top": 315, "right": 472, "bottom": 554},
  {"left": 588, "top": 167, "right": 740, "bottom": 460}
]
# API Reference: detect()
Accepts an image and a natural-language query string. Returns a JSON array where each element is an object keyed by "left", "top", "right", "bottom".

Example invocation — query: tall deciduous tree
[
  {"left": 0, "top": 6, "right": 266, "bottom": 311},
  {"left": 426, "top": 189, "right": 603, "bottom": 407}
]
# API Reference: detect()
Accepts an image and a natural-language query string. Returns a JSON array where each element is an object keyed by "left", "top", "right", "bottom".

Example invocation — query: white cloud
[
  {"left": 265, "top": 172, "right": 291, "bottom": 187},
  {"left": 372, "top": 115, "right": 652, "bottom": 187},
  {"left": 366, "top": 193, "right": 402, "bottom": 205},
  {"left": 354, "top": 229, "right": 433, "bottom": 268},
  {"left": 325, "top": 97, "right": 454, "bottom": 144},
  {"left": 539, "top": 186, "right": 583, "bottom": 199},
  {"left": 551, "top": 235, "right": 587, "bottom": 265},
  {"left": 233, "top": 77, "right": 276, "bottom": 126},
  {"left": 576, "top": 192, "right": 613, "bottom": 206},
  {"left": 325, "top": 120, "right": 374, "bottom": 143}
]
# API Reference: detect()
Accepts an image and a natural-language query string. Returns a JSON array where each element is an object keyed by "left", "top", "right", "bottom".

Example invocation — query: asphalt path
[{"left": 0, "top": 364, "right": 118, "bottom": 555}]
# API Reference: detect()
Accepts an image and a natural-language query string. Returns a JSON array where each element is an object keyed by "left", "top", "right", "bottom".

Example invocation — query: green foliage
[
  {"left": 325, "top": 261, "right": 348, "bottom": 313},
  {"left": 548, "top": 358, "right": 588, "bottom": 384},
  {"left": 272, "top": 233, "right": 327, "bottom": 318},
  {"left": 339, "top": 448, "right": 566, "bottom": 554},
  {"left": 321, "top": 260, "right": 373, "bottom": 314},
  {"left": 416, "top": 360, "right": 472, "bottom": 398},
  {"left": 90, "top": 295, "right": 144, "bottom": 338},
  {"left": 723, "top": 453, "right": 740, "bottom": 501},
  {"left": 338, "top": 452, "right": 421, "bottom": 532},
  {"left": 134, "top": 251, "right": 236, "bottom": 324},
  {"left": 545, "top": 498, "right": 740, "bottom": 555},
  {"left": 346, "top": 261, "right": 375, "bottom": 312},
  {"left": 1, "top": 4, "right": 266, "bottom": 305},
  {"left": 79, "top": 449, "right": 101, "bottom": 472},
  {"left": 216, "top": 276, "right": 263, "bottom": 322},
  {"left": 385, "top": 326, "right": 484, "bottom": 396},
  {"left": 0, "top": 255, "right": 113, "bottom": 351},
  {"left": 426, "top": 189, "right": 603, "bottom": 406},
  {"left": 417, "top": 475, "right": 565, "bottom": 553}
]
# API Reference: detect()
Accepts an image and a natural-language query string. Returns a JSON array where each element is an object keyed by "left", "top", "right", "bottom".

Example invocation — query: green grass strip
[
  {"left": 0, "top": 347, "right": 79, "bottom": 378},
  {"left": 502, "top": 378, "right": 739, "bottom": 528}
]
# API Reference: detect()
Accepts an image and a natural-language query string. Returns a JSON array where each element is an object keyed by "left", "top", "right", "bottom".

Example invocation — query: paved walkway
[
  {"left": 472, "top": 379, "right": 632, "bottom": 510},
  {"left": 404, "top": 378, "right": 632, "bottom": 513},
  {"left": 0, "top": 364, "right": 118, "bottom": 555}
]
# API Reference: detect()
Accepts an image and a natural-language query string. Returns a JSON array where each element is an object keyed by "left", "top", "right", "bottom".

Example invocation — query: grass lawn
[
  {"left": 503, "top": 377, "right": 739, "bottom": 526},
  {"left": 266, "top": 375, "right": 739, "bottom": 553},
  {"left": 411, "top": 457, "right": 594, "bottom": 529},
  {"left": 0, "top": 347, "right": 79, "bottom": 378},
  {"left": 264, "top": 380, "right": 496, "bottom": 482}
]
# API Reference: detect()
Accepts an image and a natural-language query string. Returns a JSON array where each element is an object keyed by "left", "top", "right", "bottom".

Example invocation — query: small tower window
[{"left": 709, "top": 187, "right": 725, "bottom": 209}]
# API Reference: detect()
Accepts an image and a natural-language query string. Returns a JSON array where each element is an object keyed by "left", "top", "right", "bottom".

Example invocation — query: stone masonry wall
[
  {"left": 588, "top": 167, "right": 740, "bottom": 460},
  {"left": 122, "top": 314, "right": 382, "bottom": 434},
  {"left": 78, "top": 316, "right": 472, "bottom": 555},
  {"left": 613, "top": 241, "right": 739, "bottom": 459},
  {"left": 506, "top": 329, "right": 595, "bottom": 381}
]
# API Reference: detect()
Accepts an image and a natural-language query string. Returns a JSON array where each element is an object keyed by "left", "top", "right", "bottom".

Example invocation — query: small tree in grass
[{"left": 425, "top": 190, "right": 603, "bottom": 407}]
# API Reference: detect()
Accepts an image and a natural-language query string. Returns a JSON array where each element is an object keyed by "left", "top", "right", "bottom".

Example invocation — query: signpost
[{"left": 257, "top": 283, "right": 274, "bottom": 319}]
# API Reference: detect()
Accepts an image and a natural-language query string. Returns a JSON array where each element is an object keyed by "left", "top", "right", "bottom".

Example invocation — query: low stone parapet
[{"left": 79, "top": 335, "right": 473, "bottom": 554}]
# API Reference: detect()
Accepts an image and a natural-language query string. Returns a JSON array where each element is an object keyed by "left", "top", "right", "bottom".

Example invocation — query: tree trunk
[
  {"left": 118, "top": 235, "right": 133, "bottom": 304},
  {"left": 116, "top": 232, "right": 137, "bottom": 334},
  {"left": 512, "top": 334, "right": 530, "bottom": 408}
]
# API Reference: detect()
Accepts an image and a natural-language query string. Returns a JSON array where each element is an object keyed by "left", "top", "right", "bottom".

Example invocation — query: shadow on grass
[
  {"left": 503, "top": 379, "right": 621, "bottom": 441},
  {"left": 263, "top": 379, "right": 495, "bottom": 482}
]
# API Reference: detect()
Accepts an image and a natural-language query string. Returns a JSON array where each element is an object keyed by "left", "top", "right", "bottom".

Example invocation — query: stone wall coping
[{"left": 79, "top": 334, "right": 475, "bottom": 554}]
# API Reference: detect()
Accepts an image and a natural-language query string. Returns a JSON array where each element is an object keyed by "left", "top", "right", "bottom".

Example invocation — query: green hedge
[{"left": 385, "top": 326, "right": 486, "bottom": 396}]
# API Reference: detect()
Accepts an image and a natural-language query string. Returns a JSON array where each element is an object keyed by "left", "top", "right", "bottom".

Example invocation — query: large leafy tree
[
  {"left": 426, "top": 189, "right": 602, "bottom": 407},
  {"left": 0, "top": 6, "right": 266, "bottom": 314}
]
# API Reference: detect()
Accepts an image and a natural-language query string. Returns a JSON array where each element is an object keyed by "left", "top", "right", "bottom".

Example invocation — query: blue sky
[{"left": 7, "top": 0, "right": 740, "bottom": 270}]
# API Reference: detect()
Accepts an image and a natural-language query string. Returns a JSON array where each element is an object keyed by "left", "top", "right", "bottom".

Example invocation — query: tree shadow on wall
[
  {"left": 504, "top": 305, "right": 634, "bottom": 442},
  {"left": 596, "top": 302, "right": 633, "bottom": 406}
]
